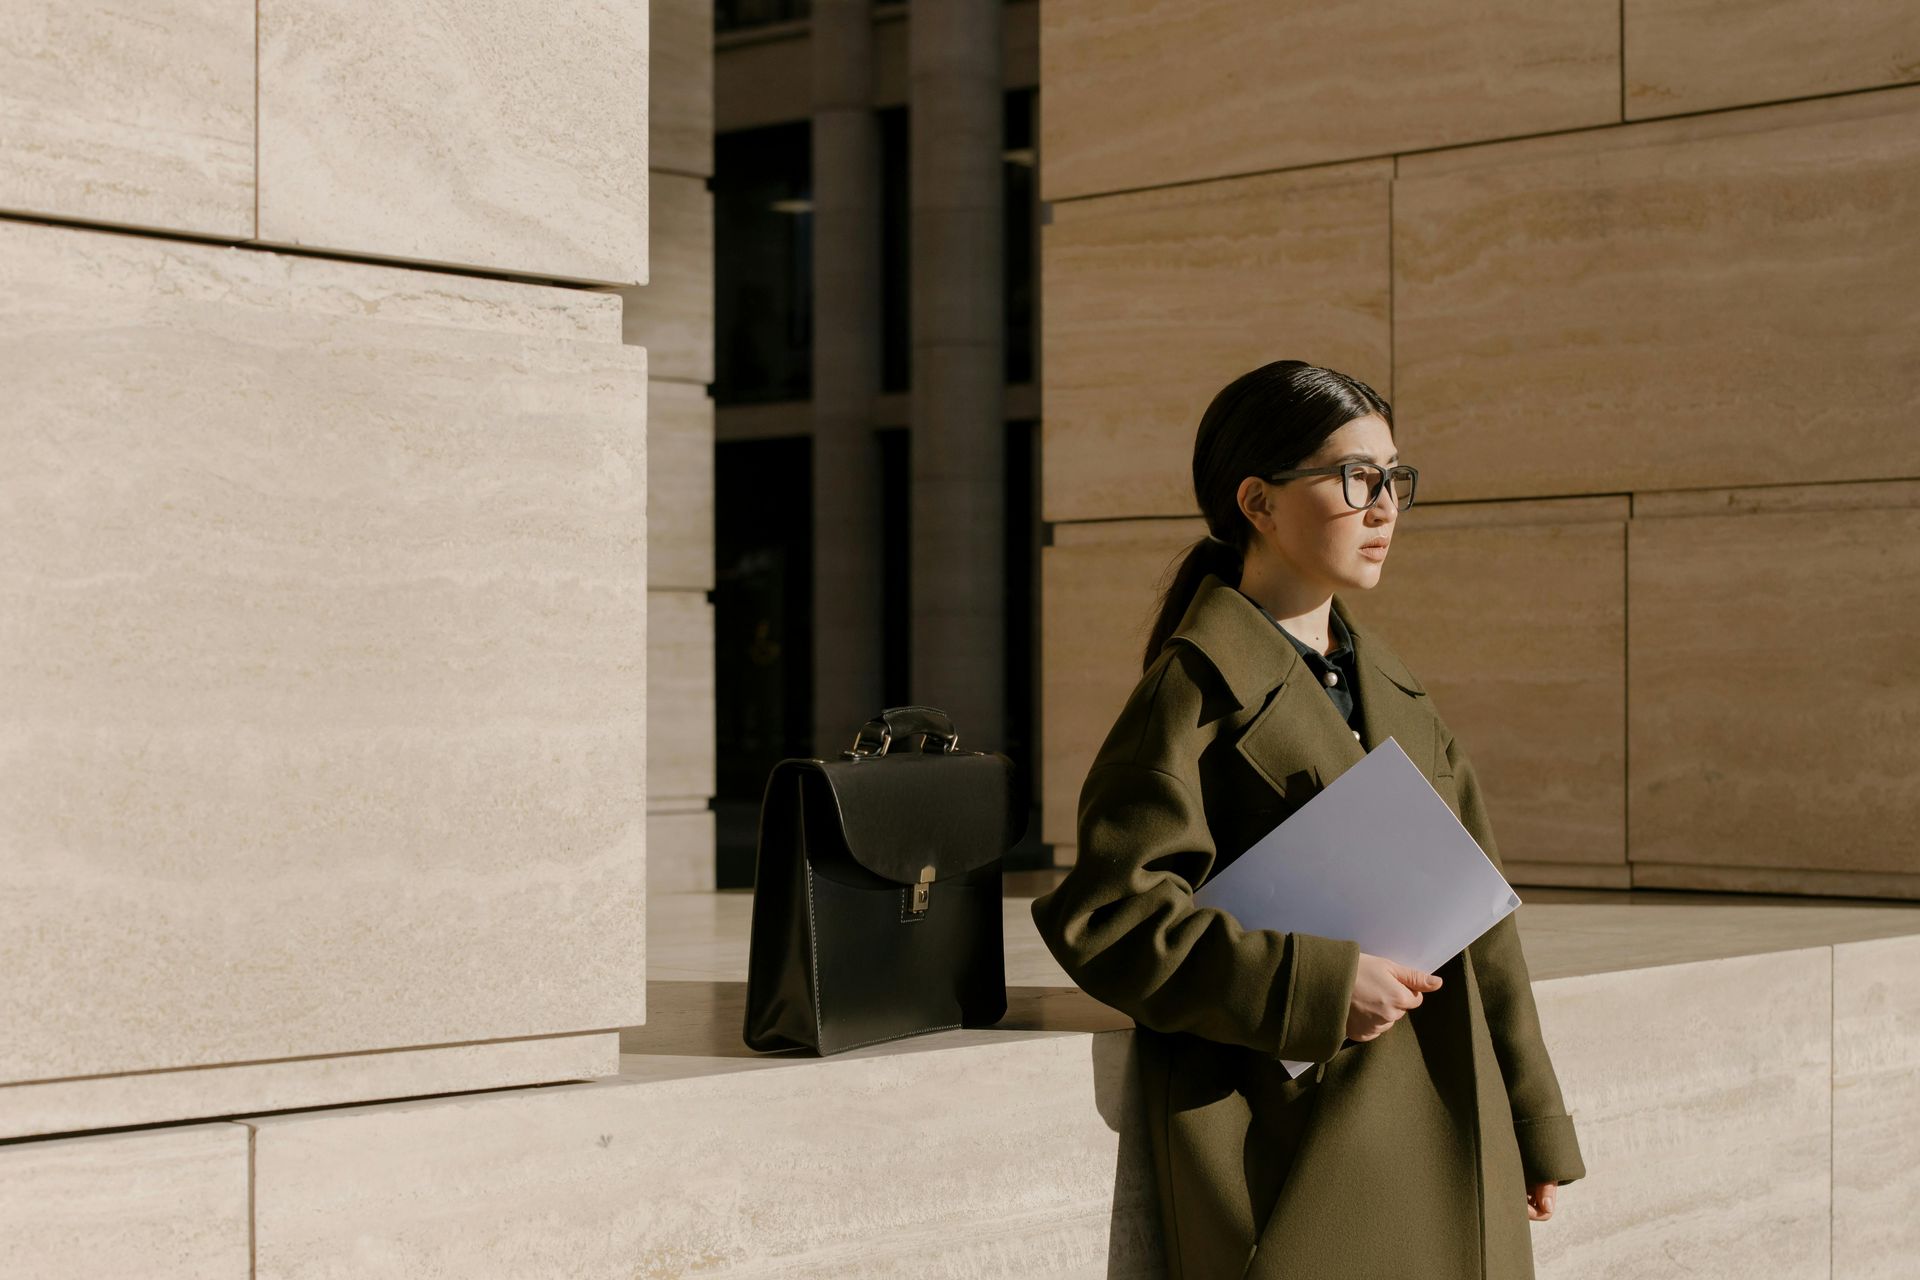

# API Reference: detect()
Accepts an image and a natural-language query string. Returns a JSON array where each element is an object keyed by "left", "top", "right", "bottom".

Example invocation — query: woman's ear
[{"left": 1236, "top": 475, "right": 1276, "bottom": 534}]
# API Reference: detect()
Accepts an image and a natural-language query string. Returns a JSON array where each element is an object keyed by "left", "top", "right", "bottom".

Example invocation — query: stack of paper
[{"left": 1192, "top": 735, "right": 1519, "bottom": 1077}]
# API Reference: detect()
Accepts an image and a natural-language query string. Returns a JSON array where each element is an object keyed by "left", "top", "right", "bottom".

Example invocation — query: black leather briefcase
[{"left": 741, "top": 705, "right": 1025, "bottom": 1056}]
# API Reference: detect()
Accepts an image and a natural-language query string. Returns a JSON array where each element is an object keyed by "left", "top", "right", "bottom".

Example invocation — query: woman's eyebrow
[{"left": 1332, "top": 451, "right": 1400, "bottom": 463}]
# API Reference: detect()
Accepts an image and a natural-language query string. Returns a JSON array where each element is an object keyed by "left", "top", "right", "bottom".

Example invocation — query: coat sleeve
[
  {"left": 1448, "top": 733, "right": 1589, "bottom": 1187},
  {"left": 1031, "top": 755, "right": 1361, "bottom": 1064}
]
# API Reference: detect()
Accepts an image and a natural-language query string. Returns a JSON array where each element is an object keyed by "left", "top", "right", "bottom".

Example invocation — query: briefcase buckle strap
[{"left": 908, "top": 864, "right": 936, "bottom": 915}]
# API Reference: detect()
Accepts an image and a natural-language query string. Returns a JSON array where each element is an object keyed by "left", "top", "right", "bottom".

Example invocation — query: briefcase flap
[{"left": 801, "top": 751, "right": 1022, "bottom": 886}]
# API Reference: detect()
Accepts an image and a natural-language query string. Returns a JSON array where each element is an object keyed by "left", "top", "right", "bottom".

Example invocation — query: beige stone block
[
  {"left": 1627, "top": 506, "right": 1920, "bottom": 877},
  {"left": 0, "top": 221, "right": 647, "bottom": 1107},
  {"left": 1040, "top": 519, "right": 1204, "bottom": 847},
  {"left": 247, "top": 1037, "right": 1162, "bottom": 1278},
  {"left": 653, "top": 0, "right": 715, "bottom": 177},
  {"left": 257, "top": 0, "right": 649, "bottom": 284},
  {"left": 647, "top": 379, "right": 716, "bottom": 591},
  {"left": 1529, "top": 950, "right": 1831, "bottom": 1278},
  {"left": 0, "top": 1033, "right": 618, "bottom": 1143},
  {"left": 1833, "top": 933, "right": 1920, "bottom": 1278},
  {"left": 1038, "top": 0, "right": 1617, "bottom": 201},
  {"left": 1358, "top": 512, "right": 1626, "bottom": 871},
  {"left": 0, "top": 1122, "right": 250, "bottom": 1279},
  {"left": 1395, "top": 85, "right": 1920, "bottom": 502},
  {"left": 1625, "top": 0, "right": 1920, "bottom": 118},
  {"left": 647, "top": 806, "right": 716, "bottom": 894},
  {"left": 1042, "top": 163, "right": 1393, "bottom": 522},
  {"left": 1505, "top": 860, "right": 1634, "bottom": 891},
  {"left": 1512, "top": 901, "right": 1920, "bottom": 981},
  {"left": 1632, "top": 477, "right": 1920, "bottom": 522},
  {"left": 613, "top": 172, "right": 715, "bottom": 383},
  {"left": 648, "top": 590, "right": 717, "bottom": 801},
  {"left": 0, "top": 0, "right": 255, "bottom": 238},
  {"left": 713, "top": 27, "right": 812, "bottom": 134},
  {"left": 1630, "top": 864, "right": 1920, "bottom": 900}
]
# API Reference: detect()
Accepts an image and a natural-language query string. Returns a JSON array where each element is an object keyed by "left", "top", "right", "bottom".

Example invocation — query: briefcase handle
[{"left": 843, "top": 704, "right": 960, "bottom": 759}]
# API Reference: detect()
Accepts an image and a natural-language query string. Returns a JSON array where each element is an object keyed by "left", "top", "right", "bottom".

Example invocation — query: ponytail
[{"left": 1141, "top": 533, "right": 1243, "bottom": 674}]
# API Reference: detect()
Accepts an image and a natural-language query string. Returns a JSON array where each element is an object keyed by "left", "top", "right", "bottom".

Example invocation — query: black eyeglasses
[{"left": 1265, "top": 462, "right": 1418, "bottom": 511}]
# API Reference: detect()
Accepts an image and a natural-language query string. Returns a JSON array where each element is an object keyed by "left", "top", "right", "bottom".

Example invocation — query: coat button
[
  {"left": 1352, "top": 729, "right": 1362, "bottom": 740},
  {"left": 1323, "top": 670, "right": 1339, "bottom": 686}
]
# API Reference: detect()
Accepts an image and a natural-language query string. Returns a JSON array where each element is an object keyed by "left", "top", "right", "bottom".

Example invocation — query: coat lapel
[{"left": 1164, "top": 573, "right": 1441, "bottom": 803}]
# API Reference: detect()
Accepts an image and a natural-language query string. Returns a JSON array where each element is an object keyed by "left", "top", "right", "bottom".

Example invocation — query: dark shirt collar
[{"left": 1237, "top": 589, "right": 1354, "bottom": 664}]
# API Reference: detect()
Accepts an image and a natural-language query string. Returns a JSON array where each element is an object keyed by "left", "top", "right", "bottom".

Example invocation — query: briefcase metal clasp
[{"left": 909, "top": 864, "right": 935, "bottom": 915}]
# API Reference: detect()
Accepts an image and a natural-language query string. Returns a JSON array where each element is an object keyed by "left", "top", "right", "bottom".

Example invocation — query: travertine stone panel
[
  {"left": 1627, "top": 506, "right": 1920, "bottom": 877},
  {"left": 1631, "top": 863, "right": 1920, "bottom": 901},
  {"left": 648, "top": 379, "right": 716, "bottom": 591},
  {"left": 613, "top": 172, "right": 715, "bottom": 383},
  {"left": 0, "top": 0, "right": 255, "bottom": 238},
  {"left": 1038, "top": 0, "right": 1617, "bottom": 201},
  {"left": 1395, "top": 85, "right": 1920, "bottom": 502},
  {"left": 1529, "top": 950, "right": 1831, "bottom": 1278},
  {"left": 1633, "top": 480, "right": 1920, "bottom": 899},
  {"left": 0, "top": 0, "right": 255, "bottom": 237},
  {"left": 1042, "top": 163, "right": 1393, "bottom": 522},
  {"left": 648, "top": 590, "right": 717, "bottom": 801},
  {"left": 1501, "top": 862, "right": 1633, "bottom": 891},
  {"left": 1358, "top": 512, "right": 1626, "bottom": 871},
  {"left": 1, "top": 1033, "right": 618, "bottom": 1143},
  {"left": 1625, "top": 0, "right": 1920, "bottom": 118},
  {"left": 0, "top": 1122, "right": 249, "bottom": 1279},
  {"left": 1633, "top": 478, "right": 1920, "bottom": 522},
  {"left": 1041, "top": 519, "right": 1202, "bottom": 848},
  {"left": 647, "top": 807, "right": 716, "bottom": 893},
  {"left": 248, "top": 1037, "right": 1163, "bottom": 1278},
  {"left": 652, "top": 0, "right": 715, "bottom": 177},
  {"left": 713, "top": 27, "right": 813, "bottom": 134},
  {"left": 1833, "top": 933, "right": 1920, "bottom": 1277},
  {"left": 0, "top": 221, "right": 648, "bottom": 1097},
  {"left": 257, "top": 0, "right": 649, "bottom": 284}
]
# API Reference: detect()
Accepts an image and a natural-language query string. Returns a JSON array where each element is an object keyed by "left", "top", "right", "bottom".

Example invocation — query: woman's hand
[
  {"left": 1526, "top": 1180, "right": 1557, "bottom": 1220},
  {"left": 1344, "top": 952, "right": 1442, "bottom": 1043}
]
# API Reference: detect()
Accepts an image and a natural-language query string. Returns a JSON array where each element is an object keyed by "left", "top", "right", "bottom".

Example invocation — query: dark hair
[{"left": 1140, "top": 359, "right": 1393, "bottom": 673}]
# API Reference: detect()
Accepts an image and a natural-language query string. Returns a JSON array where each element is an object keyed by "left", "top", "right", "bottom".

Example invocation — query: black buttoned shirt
[{"left": 1238, "top": 590, "right": 1364, "bottom": 741}]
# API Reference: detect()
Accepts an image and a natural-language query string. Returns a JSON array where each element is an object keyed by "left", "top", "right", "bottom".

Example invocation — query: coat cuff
[
  {"left": 1274, "top": 933, "right": 1360, "bottom": 1063},
  {"left": 1514, "top": 1113, "right": 1587, "bottom": 1186}
]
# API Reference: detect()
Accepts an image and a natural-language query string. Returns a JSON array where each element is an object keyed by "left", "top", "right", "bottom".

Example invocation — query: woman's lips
[{"left": 1359, "top": 544, "right": 1388, "bottom": 561}]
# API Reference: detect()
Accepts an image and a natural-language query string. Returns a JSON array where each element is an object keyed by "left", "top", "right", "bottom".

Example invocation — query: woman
[{"left": 1031, "top": 360, "right": 1586, "bottom": 1279}]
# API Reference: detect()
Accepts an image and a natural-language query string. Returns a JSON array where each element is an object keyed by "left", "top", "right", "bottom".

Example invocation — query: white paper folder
[{"left": 1191, "top": 735, "right": 1520, "bottom": 1077}]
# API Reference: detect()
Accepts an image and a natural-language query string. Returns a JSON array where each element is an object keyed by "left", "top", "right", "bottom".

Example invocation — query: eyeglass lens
[{"left": 1342, "top": 464, "right": 1415, "bottom": 510}]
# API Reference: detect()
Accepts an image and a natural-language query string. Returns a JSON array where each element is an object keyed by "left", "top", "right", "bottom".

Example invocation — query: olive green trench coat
[{"left": 1032, "top": 573, "right": 1586, "bottom": 1280}]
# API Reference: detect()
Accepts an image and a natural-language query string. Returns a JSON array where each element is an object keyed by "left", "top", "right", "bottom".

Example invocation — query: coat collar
[{"left": 1166, "top": 572, "right": 1441, "bottom": 795}]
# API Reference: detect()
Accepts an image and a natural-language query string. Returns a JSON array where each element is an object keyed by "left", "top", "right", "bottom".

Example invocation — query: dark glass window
[
  {"left": 878, "top": 426, "right": 912, "bottom": 705},
  {"left": 1003, "top": 417, "right": 1042, "bottom": 867},
  {"left": 714, "top": 434, "right": 814, "bottom": 889},
  {"left": 714, "top": 122, "right": 812, "bottom": 405}
]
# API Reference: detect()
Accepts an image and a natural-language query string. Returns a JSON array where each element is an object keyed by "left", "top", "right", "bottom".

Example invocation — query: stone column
[
  {"left": 810, "top": 0, "right": 886, "bottom": 757},
  {"left": 908, "top": 0, "right": 1006, "bottom": 751}
]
